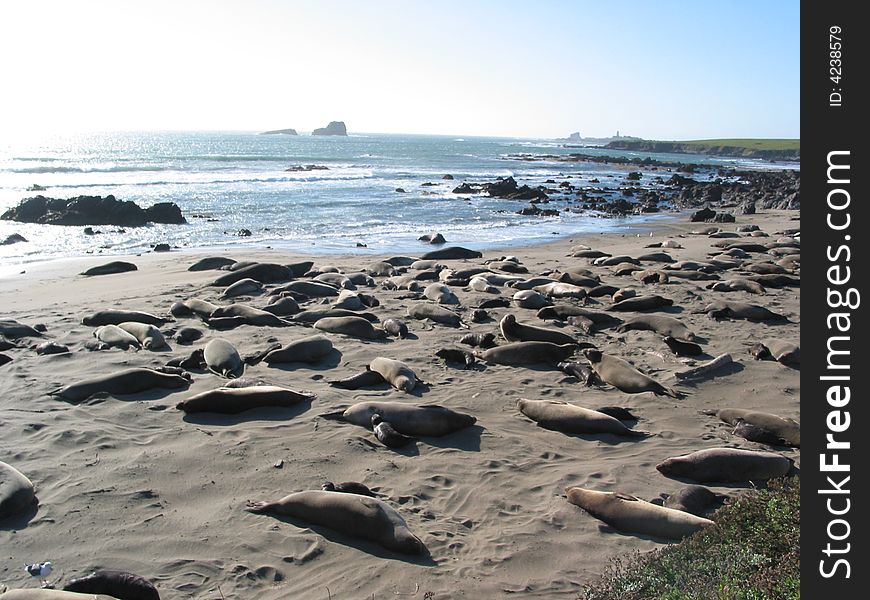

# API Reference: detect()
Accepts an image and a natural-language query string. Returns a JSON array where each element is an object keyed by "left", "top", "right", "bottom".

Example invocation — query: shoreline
[
  {"left": 0, "top": 211, "right": 684, "bottom": 279},
  {"left": 0, "top": 209, "right": 799, "bottom": 598}
]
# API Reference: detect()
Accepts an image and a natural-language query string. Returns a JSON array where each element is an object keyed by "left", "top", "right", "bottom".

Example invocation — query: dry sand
[{"left": 0, "top": 210, "right": 800, "bottom": 598}]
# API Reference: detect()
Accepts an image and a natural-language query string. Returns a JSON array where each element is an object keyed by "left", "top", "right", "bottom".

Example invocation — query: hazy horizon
[{"left": 0, "top": 0, "right": 799, "bottom": 139}]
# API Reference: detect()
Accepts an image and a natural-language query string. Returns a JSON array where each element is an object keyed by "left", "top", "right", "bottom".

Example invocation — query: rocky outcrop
[
  {"left": 451, "top": 176, "right": 548, "bottom": 201},
  {"left": 312, "top": 121, "right": 348, "bottom": 136},
  {"left": 261, "top": 128, "right": 299, "bottom": 135},
  {"left": 1, "top": 195, "right": 186, "bottom": 227},
  {"left": 285, "top": 164, "right": 329, "bottom": 172},
  {"left": 604, "top": 140, "right": 800, "bottom": 161}
]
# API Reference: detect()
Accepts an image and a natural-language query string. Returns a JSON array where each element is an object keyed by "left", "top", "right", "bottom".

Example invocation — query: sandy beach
[{"left": 1, "top": 210, "right": 800, "bottom": 599}]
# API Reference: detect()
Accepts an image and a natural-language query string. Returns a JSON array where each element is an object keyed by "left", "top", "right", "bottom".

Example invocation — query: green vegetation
[
  {"left": 676, "top": 139, "right": 800, "bottom": 151},
  {"left": 582, "top": 478, "right": 800, "bottom": 600}
]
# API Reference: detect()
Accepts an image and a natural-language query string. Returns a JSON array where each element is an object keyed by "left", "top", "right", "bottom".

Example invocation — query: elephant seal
[
  {"left": 245, "top": 490, "right": 424, "bottom": 554},
  {"left": 608, "top": 295, "right": 674, "bottom": 312},
  {"left": 174, "top": 327, "right": 203, "bottom": 344},
  {"left": 275, "top": 280, "right": 340, "bottom": 298},
  {"left": 211, "top": 263, "right": 292, "bottom": 286},
  {"left": 176, "top": 385, "right": 315, "bottom": 414},
  {"left": 166, "top": 348, "right": 206, "bottom": 371},
  {"left": 220, "top": 278, "right": 263, "bottom": 299},
  {"left": 508, "top": 277, "right": 558, "bottom": 291},
  {"left": 656, "top": 448, "right": 793, "bottom": 482},
  {"left": 536, "top": 306, "right": 622, "bottom": 329},
  {"left": 420, "top": 246, "right": 482, "bottom": 260},
  {"left": 746, "top": 274, "right": 800, "bottom": 288},
  {"left": 703, "top": 301, "right": 789, "bottom": 322},
  {"left": 616, "top": 315, "right": 696, "bottom": 341},
  {"left": 291, "top": 308, "right": 378, "bottom": 324},
  {"left": 663, "top": 336, "right": 703, "bottom": 357},
  {"left": 435, "top": 348, "right": 475, "bottom": 369},
  {"left": 0, "top": 591, "right": 115, "bottom": 599},
  {"left": 423, "top": 283, "right": 459, "bottom": 304},
  {"left": 63, "top": 570, "right": 160, "bottom": 600},
  {"left": 210, "top": 304, "right": 290, "bottom": 327},
  {"left": 263, "top": 296, "right": 301, "bottom": 317},
  {"left": 407, "top": 304, "right": 464, "bottom": 327},
  {"left": 322, "top": 481, "right": 376, "bottom": 497},
  {"left": 314, "top": 317, "right": 387, "bottom": 340},
  {"left": 708, "top": 279, "right": 766, "bottom": 295},
  {"left": 263, "top": 335, "right": 334, "bottom": 364},
  {"left": 478, "top": 297, "right": 511, "bottom": 309},
  {"left": 368, "top": 357, "right": 419, "bottom": 392},
  {"left": 517, "top": 399, "right": 645, "bottom": 437},
  {"left": 53, "top": 368, "right": 190, "bottom": 403},
  {"left": 118, "top": 322, "right": 167, "bottom": 350},
  {"left": 327, "top": 401, "right": 475, "bottom": 436},
  {"left": 80, "top": 261, "right": 137, "bottom": 277},
  {"left": 372, "top": 414, "right": 415, "bottom": 447},
  {"left": 557, "top": 361, "right": 597, "bottom": 386},
  {"left": 753, "top": 340, "right": 800, "bottom": 366},
  {"left": 533, "top": 282, "right": 587, "bottom": 300},
  {"left": 382, "top": 318, "right": 409, "bottom": 338},
  {"left": 188, "top": 256, "right": 236, "bottom": 271},
  {"left": 82, "top": 310, "right": 168, "bottom": 327},
  {"left": 661, "top": 485, "right": 727, "bottom": 516},
  {"left": 0, "top": 320, "right": 43, "bottom": 339},
  {"left": 316, "top": 273, "right": 356, "bottom": 290},
  {"left": 586, "top": 285, "right": 620, "bottom": 298},
  {"left": 499, "top": 314, "right": 577, "bottom": 345},
  {"left": 731, "top": 419, "right": 792, "bottom": 446},
  {"left": 715, "top": 409, "right": 800, "bottom": 447},
  {"left": 1, "top": 461, "right": 36, "bottom": 519},
  {"left": 476, "top": 341, "right": 577, "bottom": 366},
  {"left": 469, "top": 277, "right": 499, "bottom": 293},
  {"left": 35, "top": 342, "right": 69, "bottom": 355},
  {"left": 565, "top": 487, "right": 713, "bottom": 541},
  {"left": 512, "top": 290, "right": 552, "bottom": 309},
  {"left": 172, "top": 299, "right": 218, "bottom": 319},
  {"left": 459, "top": 332, "right": 496, "bottom": 348},
  {"left": 94, "top": 325, "right": 141, "bottom": 350},
  {"left": 204, "top": 338, "right": 244, "bottom": 378},
  {"left": 328, "top": 370, "right": 387, "bottom": 390},
  {"left": 583, "top": 349, "right": 683, "bottom": 398}
]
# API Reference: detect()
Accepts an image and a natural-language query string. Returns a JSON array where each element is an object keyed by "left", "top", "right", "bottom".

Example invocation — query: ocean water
[{"left": 0, "top": 131, "right": 799, "bottom": 265}]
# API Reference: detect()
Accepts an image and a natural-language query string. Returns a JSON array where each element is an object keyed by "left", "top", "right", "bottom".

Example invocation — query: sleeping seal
[
  {"left": 204, "top": 338, "right": 244, "bottom": 378},
  {"left": 616, "top": 314, "right": 696, "bottom": 341},
  {"left": 584, "top": 349, "right": 683, "bottom": 398},
  {"left": 117, "top": 322, "right": 168, "bottom": 350},
  {"left": 407, "top": 304, "right": 464, "bottom": 327},
  {"left": 176, "top": 385, "right": 315, "bottom": 414},
  {"left": 714, "top": 409, "right": 800, "bottom": 447},
  {"left": 566, "top": 487, "right": 713, "bottom": 541},
  {"left": 1, "top": 461, "right": 36, "bottom": 519},
  {"left": 517, "top": 399, "right": 645, "bottom": 437},
  {"left": 327, "top": 401, "right": 475, "bottom": 436},
  {"left": 368, "top": 357, "right": 419, "bottom": 392},
  {"left": 656, "top": 447, "right": 793, "bottom": 482},
  {"left": 81, "top": 310, "right": 168, "bottom": 327},
  {"left": 262, "top": 335, "right": 334, "bottom": 364},
  {"left": 245, "top": 490, "right": 424, "bottom": 554},
  {"left": 476, "top": 341, "right": 577, "bottom": 366},
  {"left": 93, "top": 325, "right": 141, "bottom": 350},
  {"left": 53, "top": 368, "right": 190, "bottom": 403},
  {"left": 63, "top": 570, "right": 160, "bottom": 600},
  {"left": 314, "top": 317, "right": 387, "bottom": 340}
]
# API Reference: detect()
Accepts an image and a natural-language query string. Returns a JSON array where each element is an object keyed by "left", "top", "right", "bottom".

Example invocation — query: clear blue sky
[{"left": 0, "top": 0, "right": 800, "bottom": 139}]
